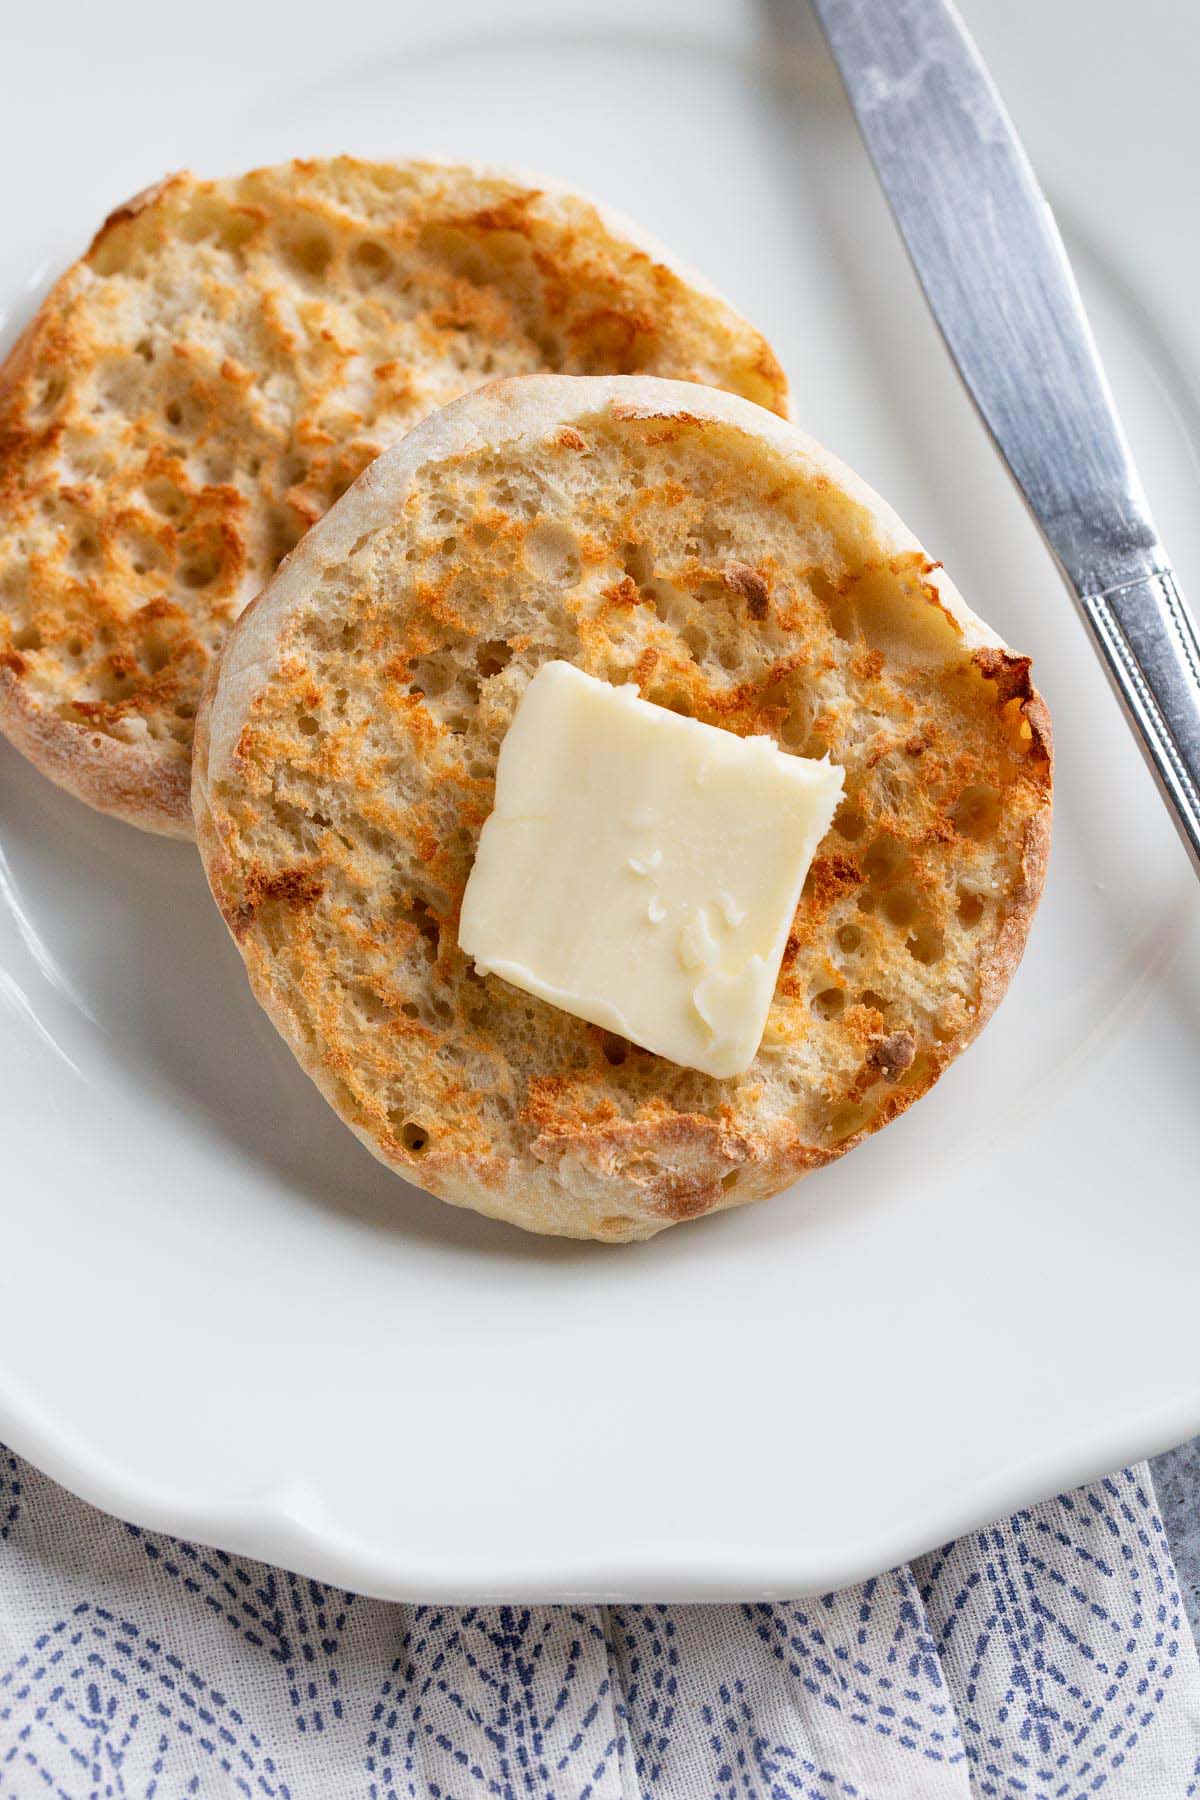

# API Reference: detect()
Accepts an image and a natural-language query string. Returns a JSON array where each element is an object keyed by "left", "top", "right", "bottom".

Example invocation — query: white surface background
[{"left": 1, "top": 0, "right": 1199, "bottom": 1599}]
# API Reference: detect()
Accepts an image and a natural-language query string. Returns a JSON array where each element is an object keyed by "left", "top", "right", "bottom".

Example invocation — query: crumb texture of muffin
[
  {"left": 0, "top": 158, "right": 786, "bottom": 834},
  {"left": 193, "top": 375, "right": 1052, "bottom": 1241}
]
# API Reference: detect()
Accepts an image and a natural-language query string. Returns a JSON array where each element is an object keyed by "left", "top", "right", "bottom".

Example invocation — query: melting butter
[{"left": 458, "top": 662, "right": 844, "bottom": 1077}]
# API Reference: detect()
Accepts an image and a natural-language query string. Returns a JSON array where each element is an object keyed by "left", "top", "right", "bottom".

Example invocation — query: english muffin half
[
  {"left": 0, "top": 158, "right": 786, "bottom": 836},
  {"left": 193, "top": 376, "right": 1052, "bottom": 1241}
]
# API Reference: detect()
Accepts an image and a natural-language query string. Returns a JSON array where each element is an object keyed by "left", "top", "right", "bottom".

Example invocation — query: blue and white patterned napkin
[{"left": 2, "top": 1446, "right": 1199, "bottom": 1797}]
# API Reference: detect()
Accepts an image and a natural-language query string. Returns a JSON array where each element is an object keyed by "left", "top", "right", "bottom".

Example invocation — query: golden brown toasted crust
[
  {"left": 0, "top": 158, "right": 787, "bottom": 834},
  {"left": 0, "top": 663, "right": 193, "bottom": 833},
  {"left": 193, "top": 376, "right": 1053, "bottom": 1241}
]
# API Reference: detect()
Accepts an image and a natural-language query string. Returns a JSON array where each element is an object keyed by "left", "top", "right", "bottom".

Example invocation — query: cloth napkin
[{"left": 1, "top": 1445, "right": 1199, "bottom": 1798}]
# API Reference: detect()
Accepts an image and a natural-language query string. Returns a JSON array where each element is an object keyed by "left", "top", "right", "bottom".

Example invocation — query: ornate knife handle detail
[{"left": 1080, "top": 571, "right": 1200, "bottom": 871}]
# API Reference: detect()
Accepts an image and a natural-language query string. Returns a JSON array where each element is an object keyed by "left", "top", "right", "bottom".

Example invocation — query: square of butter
[{"left": 458, "top": 662, "right": 844, "bottom": 1078}]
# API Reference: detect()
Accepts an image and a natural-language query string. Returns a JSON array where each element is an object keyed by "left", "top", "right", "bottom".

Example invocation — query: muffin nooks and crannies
[
  {"left": 193, "top": 375, "right": 1052, "bottom": 1241},
  {"left": 0, "top": 158, "right": 786, "bottom": 835}
]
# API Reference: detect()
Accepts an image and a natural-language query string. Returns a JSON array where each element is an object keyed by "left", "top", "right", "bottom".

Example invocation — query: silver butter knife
[{"left": 810, "top": 0, "right": 1200, "bottom": 875}]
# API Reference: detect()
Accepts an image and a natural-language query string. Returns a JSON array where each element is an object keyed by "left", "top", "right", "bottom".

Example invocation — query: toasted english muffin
[
  {"left": 193, "top": 376, "right": 1052, "bottom": 1242},
  {"left": 0, "top": 158, "right": 786, "bottom": 836}
]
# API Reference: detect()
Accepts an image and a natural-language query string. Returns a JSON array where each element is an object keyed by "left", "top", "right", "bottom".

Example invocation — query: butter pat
[{"left": 458, "top": 662, "right": 843, "bottom": 1078}]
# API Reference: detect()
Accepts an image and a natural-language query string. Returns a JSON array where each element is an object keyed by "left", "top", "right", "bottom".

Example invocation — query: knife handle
[{"left": 1079, "top": 570, "right": 1200, "bottom": 873}]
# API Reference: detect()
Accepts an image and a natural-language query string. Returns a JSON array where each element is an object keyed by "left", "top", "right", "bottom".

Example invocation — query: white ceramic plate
[{"left": 2, "top": 0, "right": 1199, "bottom": 1602}]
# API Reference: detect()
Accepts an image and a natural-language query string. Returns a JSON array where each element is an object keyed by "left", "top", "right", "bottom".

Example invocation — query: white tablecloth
[{"left": 2, "top": 1446, "right": 1198, "bottom": 1797}]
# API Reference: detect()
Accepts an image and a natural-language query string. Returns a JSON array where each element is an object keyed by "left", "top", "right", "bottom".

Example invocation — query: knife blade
[{"left": 809, "top": 0, "right": 1200, "bottom": 875}]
